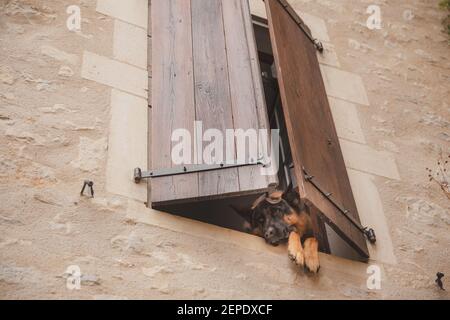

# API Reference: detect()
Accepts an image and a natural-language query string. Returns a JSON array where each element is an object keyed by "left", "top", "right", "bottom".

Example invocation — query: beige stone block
[
  {"left": 114, "top": 20, "right": 148, "bottom": 69},
  {"left": 81, "top": 51, "right": 148, "bottom": 98},
  {"left": 329, "top": 97, "right": 366, "bottom": 144},
  {"left": 318, "top": 43, "right": 340, "bottom": 68},
  {"left": 40, "top": 45, "right": 79, "bottom": 66},
  {"left": 321, "top": 65, "right": 370, "bottom": 106},
  {"left": 297, "top": 12, "right": 330, "bottom": 43},
  {"left": 96, "top": 0, "right": 148, "bottom": 29},
  {"left": 106, "top": 90, "right": 148, "bottom": 202},
  {"left": 348, "top": 169, "right": 397, "bottom": 265},
  {"left": 340, "top": 139, "right": 401, "bottom": 180},
  {"left": 249, "top": 0, "right": 267, "bottom": 19}
]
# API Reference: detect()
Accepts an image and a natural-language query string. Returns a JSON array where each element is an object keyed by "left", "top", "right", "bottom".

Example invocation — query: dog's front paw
[
  {"left": 289, "top": 248, "right": 305, "bottom": 267},
  {"left": 305, "top": 255, "right": 320, "bottom": 273},
  {"left": 288, "top": 232, "right": 304, "bottom": 267},
  {"left": 304, "top": 238, "right": 320, "bottom": 273}
]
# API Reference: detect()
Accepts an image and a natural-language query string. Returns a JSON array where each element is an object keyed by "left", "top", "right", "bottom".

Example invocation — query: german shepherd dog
[{"left": 233, "top": 184, "right": 320, "bottom": 273}]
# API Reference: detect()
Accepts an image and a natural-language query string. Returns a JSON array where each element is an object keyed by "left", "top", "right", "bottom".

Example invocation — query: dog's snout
[{"left": 265, "top": 227, "right": 275, "bottom": 239}]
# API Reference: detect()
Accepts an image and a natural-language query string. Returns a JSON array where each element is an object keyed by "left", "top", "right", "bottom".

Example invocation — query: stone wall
[{"left": 0, "top": 0, "right": 449, "bottom": 299}]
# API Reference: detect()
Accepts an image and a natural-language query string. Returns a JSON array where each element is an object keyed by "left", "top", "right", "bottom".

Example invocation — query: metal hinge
[
  {"left": 134, "top": 161, "right": 266, "bottom": 184},
  {"left": 302, "top": 167, "right": 377, "bottom": 244},
  {"left": 276, "top": 0, "right": 324, "bottom": 53}
]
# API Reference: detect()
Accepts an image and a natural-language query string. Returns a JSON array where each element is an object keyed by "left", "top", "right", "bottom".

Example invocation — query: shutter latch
[
  {"left": 134, "top": 161, "right": 266, "bottom": 184},
  {"left": 303, "top": 167, "right": 377, "bottom": 244}
]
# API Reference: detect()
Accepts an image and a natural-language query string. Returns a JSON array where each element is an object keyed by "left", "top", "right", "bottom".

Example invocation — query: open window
[{"left": 144, "top": 0, "right": 370, "bottom": 261}]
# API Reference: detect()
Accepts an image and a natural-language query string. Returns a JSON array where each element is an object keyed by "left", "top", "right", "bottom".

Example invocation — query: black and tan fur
[{"left": 233, "top": 184, "right": 320, "bottom": 273}]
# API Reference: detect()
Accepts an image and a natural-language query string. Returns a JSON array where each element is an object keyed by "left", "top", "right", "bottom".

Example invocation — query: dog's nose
[{"left": 265, "top": 227, "right": 275, "bottom": 239}]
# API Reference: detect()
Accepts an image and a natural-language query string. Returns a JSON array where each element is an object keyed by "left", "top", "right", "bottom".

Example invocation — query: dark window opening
[{"left": 254, "top": 21, "right": 296, "bottom": 193}]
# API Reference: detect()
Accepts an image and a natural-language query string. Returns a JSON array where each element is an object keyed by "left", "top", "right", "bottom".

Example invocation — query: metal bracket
[
  {"left": 80, "top": 180, "right": 94, "bottom": 198},
  {"left": 276, "top": 0, "right": 324, "bottom": 53},
  {"left": 134, "top": 161, "right": 266, "bottom": 184},
  {"left": 302, "top": 167, "right": 377, "bottom": 244},
  {"left": 436, "top": 272, "right": 445, "bottom": 291}
]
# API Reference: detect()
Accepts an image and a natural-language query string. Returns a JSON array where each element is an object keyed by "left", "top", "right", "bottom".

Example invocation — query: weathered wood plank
[
  {"left": 147, "top": 0, "right": 152, "bottom": 37},
  {"left": 222, "top": 0, "right": 276, "bottom": 192},
  {"left": 191, "top": 0, "right": 240, "bottom": 196},
  {"left": 147, "top": 36, "right": 152, "bottom": 77},
  {"left": 151, "top": 0, "right": 198, "bottom": 204}
]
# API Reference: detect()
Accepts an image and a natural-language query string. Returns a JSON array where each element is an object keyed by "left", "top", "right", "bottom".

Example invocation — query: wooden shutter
[
  {"left": 265, "top": 0, "right": 369, "bottom": 258},
  {"left": 151, "top": 0, "right": 276, "bottom": 206}
]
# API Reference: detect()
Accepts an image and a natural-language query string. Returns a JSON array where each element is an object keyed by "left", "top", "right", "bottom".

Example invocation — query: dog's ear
[{"left": 282, "top": 185, "right": 305, "bottom": 212}]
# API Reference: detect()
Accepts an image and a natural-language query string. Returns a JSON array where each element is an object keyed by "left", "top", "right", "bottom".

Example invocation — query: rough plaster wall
[
  {"left": 288, "top": 0, "right": 450, "bottom": 296},
  {"left": 0, "top": 0, "right": 448, "bottom": 299}
]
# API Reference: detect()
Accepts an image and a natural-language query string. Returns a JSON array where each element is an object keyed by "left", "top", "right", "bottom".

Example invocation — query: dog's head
[{"left": 232, "top": 184, "right": 302, "bottom": 246}]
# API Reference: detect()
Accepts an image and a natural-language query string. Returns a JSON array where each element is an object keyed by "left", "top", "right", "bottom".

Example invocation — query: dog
[{"left": 232, "top": 184, "right": 320, "bottom": 273}]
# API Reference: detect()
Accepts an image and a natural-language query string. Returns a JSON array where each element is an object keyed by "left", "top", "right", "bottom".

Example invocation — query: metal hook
[{"left": 81, "top": 180, "right": 94, "bottom": 198}]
